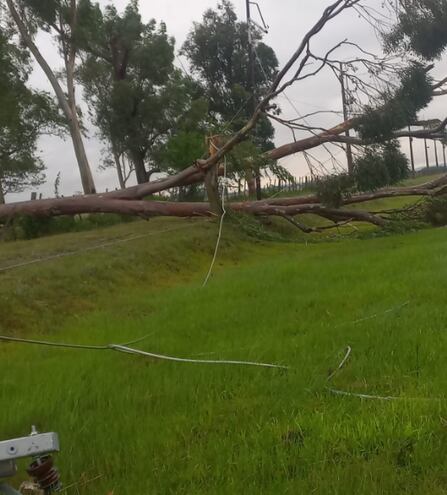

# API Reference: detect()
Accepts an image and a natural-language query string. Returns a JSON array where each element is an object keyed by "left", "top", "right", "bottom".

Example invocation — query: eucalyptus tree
[
  {"left": 5, "top": 0, "right": 96, "bottom": 193},
  {"left": 182, "top": 0, "right": 279, "bottom": 198},
  {"left": 76, "top": 1, "right": 208, "bottom": 186}
]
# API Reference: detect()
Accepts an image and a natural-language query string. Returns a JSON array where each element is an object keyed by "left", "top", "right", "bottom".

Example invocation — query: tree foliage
[
  {"left": 316, "top": 173, "right": 355, "bottom": 208},
  {"left": 77, "top": 1, "right": 208, "bottom": 184},
  {"left": 356, "top": 64, "right": 433, "bottom": 141},
  {"left": 7, "top": 0, "right": 98, "bottom": 194},
  {"left": 182, "top": 0, "right": 279, "bottom": 151},
  {"left": 354, "top": 142, "right": 410, "bottom": 192},
  {"left": 385, "top": 0, "right": 447, "bottom": 60},
  {"left": 0, "top": 30, "right": 63, "bottom": 200},
  {"left": 316, "top": 142, "right": 409, "bottom": 206}
]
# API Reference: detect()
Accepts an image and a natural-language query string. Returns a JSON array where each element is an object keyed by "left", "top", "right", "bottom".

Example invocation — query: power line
[
  {"left": 202, "top": 149, "right": 228, "bottom": 287},
  {"left": 253, "top": 44, "right": 345, "bottom": 175},
  {"left": 0, "top": 333, "right": 287, "bottom": 370},
  {"left": 0, "top": 224, "right": 200, "bottom": 274}
]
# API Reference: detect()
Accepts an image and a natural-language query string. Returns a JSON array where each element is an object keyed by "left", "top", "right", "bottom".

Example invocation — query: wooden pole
[
  {"left": 434, "top": 139, "right": 439, "bottom": 167},
  {"left": 408, "top": 126, "right": 415, "bottom": 176},
  {"left": 246, "top": 0, "right": 262, "bottom": 200},
  {"left": 339, "top": 63, "right": 354, "bottom": 174}
]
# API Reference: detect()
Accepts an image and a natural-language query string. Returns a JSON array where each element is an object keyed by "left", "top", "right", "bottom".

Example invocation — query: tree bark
[
  {"left": 131, "top": 153, "right": 148, "bottom": 184},
  {"left": 245, "top": 169, "right": 257, "bottom": 200},
  {"left": 0, "top": 182, "right": 4, "bottom": 205},
  {"left": 64, "top": 8, "right": 96, "bottom": 194},
  {"left": 6, "top": 0, "right": 96, "bottom": 195},
  {"left": 255, "top": 174, "right": 262, "bottom": 200},
  {"left": 68, "top": 116, "right": 96, "bottom": 193},
  {"left": 113, "top": 149, "right": 126, "bottom": 189},
  {"left": 0, "top": 195, "right": 387, "bottom": 226}
]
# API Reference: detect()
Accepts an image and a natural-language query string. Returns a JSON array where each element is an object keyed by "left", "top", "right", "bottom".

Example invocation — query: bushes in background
[
  {"left": 2, "top": 213, "right": 137, "bottom": 241},
  {"left": 316, "top": 141, "right": 410, "bottom": 207}
]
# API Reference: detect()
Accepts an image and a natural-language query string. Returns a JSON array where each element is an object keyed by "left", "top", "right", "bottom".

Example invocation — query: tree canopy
[
  {"left": 182, "top": 0, "right": 279, "bottom": 150},
  {"left": 6, "top": 0, "right": 98, "bottom": 193},
  {"left": 385, "top": 0, "right": 447, "bottom": 60},
  {"left": 77, "top": 0, "right": 208, "bottom": 185}
]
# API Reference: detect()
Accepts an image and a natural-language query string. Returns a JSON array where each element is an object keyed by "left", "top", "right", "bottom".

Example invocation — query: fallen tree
[
  {"left": 1, "top": 172, "right": 446, "bottom": 232},
  {"left": 2, "top": 0, "right": 447, "bottom": 233}
]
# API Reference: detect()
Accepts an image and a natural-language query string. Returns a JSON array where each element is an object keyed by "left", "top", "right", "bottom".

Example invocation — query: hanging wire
[
  {"left": 202, "top": 150, "right": 228, "bottom": 287},
  {"left": 252, "top": 45, "right": 346, "bottom": 175},
  {"left": 0, "top": 224, "right": 199, "bottom": 274}
]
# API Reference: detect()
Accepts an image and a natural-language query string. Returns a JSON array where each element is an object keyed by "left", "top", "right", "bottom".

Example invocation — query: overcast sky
[{"left": 8, "top": 0, "right": 447, "bottom": 201}]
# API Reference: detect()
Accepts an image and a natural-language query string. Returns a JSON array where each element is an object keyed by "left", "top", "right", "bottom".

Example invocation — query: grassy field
[{"left": 1, "top": 215, "right": 447, "bottom": 494}]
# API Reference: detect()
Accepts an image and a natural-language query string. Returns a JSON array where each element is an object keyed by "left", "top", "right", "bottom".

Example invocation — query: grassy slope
[{"left": 2, "top": 217, "right": 447, "bottom": 493}]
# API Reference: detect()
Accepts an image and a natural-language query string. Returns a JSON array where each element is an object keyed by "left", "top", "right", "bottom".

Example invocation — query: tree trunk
[
  {"left": 6, "top": 0, "right": 96, "bottom": 195},
  {"left": 0, "top": 195, "right": 389, "bottom": 226},
  {"left": 65, "top": 4, "right": 96, "bottom": 194},
  {"left": 246, "top": 169, "right": 257, "bottom": 200},
  {"left": 131, "top": 153, "right": 148, "bottom": 184},
  {"left": 204, "top": 164, "right": 223, "bottom": 216},
  {"left": 68, "top": 116, "right": 96, "bottom": 193},
  {"left": 112, "top": 149, "right": 126, "bottom": 189},
  {"left": 0, "top": 182, "right": 4, "bottom": 205},
  {"left": 255, "top": 174, "right": 262, "bottom": 200}
]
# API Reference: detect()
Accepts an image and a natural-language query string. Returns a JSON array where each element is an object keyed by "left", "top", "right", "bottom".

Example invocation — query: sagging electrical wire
[
  {"left": 202, "top": 148, "right": 228, "bottom": 287},
  {"left": 0, "top": 224, "right": 200, "bottom": 274}
]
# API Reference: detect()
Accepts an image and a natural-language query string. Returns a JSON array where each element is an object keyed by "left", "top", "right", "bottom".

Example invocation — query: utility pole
[
  {"left": 408, "top": 126, "right": 415, "bottom": 176},
  {"left": 434, "top": 139, "right": 440, "bottom": 167},
  {"left": 339, "top": 63, "right": 354, "bottom": 175},
  {"left": 443, "top": 142, "right": 447, "bottom": 168},
  {"left": 246, "top": 0, "right": 262, "bottom": 200}
]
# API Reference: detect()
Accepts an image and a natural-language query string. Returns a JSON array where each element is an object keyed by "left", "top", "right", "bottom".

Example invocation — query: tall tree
[
  {"left": 0, "top": 30, "right": 63, "bottom": 203},
  {"left": 76, "top": 1, "right": 207, "bottom": 186},
  {"left": 5, "top": 0, "right": 97, "bottom": 194},
  {"left": 182, "top": 0, "right": 279, "bottom": 198}
]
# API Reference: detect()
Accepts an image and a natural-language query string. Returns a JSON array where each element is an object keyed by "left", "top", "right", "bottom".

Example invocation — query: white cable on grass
[
  {"left": 326, "top": 345, "right": 444, "bottom": 402},
  {"left": 327, "top": 388, "right": 402, "bottom": 401},
  {"left": 327, "top": 345, "right": 352, "bottom": 381},
  {"left": 202, "top": 154, "right": 227, "bottom": 287},
  {"left": 0, "top": 332, "right": 156, "bottom": 350},
  {"left": 0, "top": 224, "right": 198, "bottom": 274},
  {"left": 110, "top": 345, "right": 288, "bottom": 369},
  {"left": 336, "top": 301, "right": 410, "bottom": 327},
  {"left": 328, "top": 387, "right": 446, "bottom": 402},
  {"left": 0, "top": 334, "right": 287, "bottom": 370}
]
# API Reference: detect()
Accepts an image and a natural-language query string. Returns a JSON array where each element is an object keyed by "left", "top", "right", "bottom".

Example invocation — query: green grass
[{"left": 2, "top": 218, "right": 447, "bottom": 493}]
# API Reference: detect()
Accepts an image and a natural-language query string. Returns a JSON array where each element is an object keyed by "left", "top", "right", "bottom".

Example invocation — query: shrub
[
  {"left": 354, "top": 150, "right": 390, "bottom": 192},
  {"left": 315, "top": 173, "right": 355, "bottom": 207},
  {"left": 316, "top": 142, "right": 410, "bottom": 207},
  {"left": 425, "top": 196, "right": 447, "bottom": 226},
  {"left": 382, "top": 142, "right": 410, "bottom": 184},
  {"left": 354, "top": 141, "right": 409, "bottom": 192},
  {"left": 6, "top": 213, "right": 136, "bottom": 241}
]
